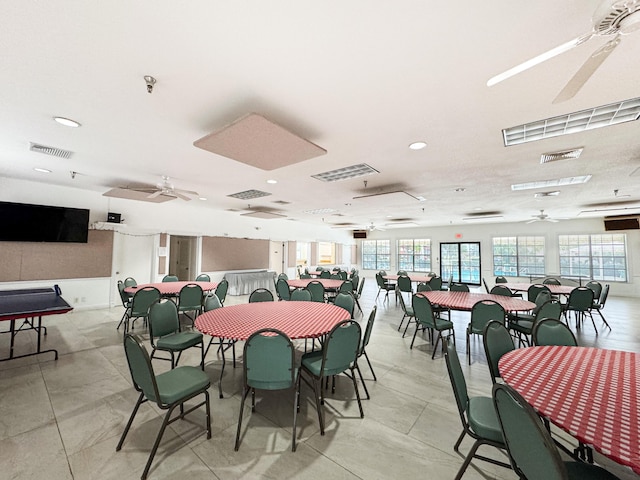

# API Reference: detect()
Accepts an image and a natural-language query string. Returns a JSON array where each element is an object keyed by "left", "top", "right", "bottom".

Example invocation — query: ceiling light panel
[
  {"left": 540, "top": 147, "right": 583, "bottom": 164},
  {"left": 312, "top": 163, "right": 379, "bottom": 182},
  {"left": 503, "top": 97, "right": 640, "bottom": 146},
  {"left": 303, "top": 208, "right": 337, "bottom": 214},
  {"left": 511, "top": 175, "right": 592, "bottom": 191},
  {"left": 227, "top": 189, "right": 272, "bottom": 200}
]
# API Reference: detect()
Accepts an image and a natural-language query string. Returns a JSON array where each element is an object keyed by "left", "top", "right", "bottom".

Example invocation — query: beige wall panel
[{"left": 201, "top": 236, "right": 269, "bottom": 271}]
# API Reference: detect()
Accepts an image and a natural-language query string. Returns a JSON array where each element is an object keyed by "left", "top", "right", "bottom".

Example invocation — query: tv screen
[{"left": 0, "top": 201, "right": 90, "bottom": 243}]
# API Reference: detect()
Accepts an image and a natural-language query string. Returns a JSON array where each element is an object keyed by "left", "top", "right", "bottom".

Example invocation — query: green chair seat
[
  {"left": 434, "top": 317, "right": 454, "bottom": 329},
  {"left": 155, "top": 366, "right": 211, "bottom": 405},
  {"left": 302, "top": 350, "right": 346, "bottom": 377},
  {"left": 467, "top": 396, "right": 504, "bottom": 444},
  {"left": 508, "top": 320, "right": 533, "bottom": 334},
  {"left": 157, "top": 331, "right": 203, "bottom": 351},
  {"left": 249, "top": 368, "right": 299, "bottom": 391}
]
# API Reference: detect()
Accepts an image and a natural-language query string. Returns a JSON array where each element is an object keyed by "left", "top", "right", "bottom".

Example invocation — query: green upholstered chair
[
  {"left": 300, "top": 273, "right": 311, "bottom": 279},
  {"left": 429, "top": 275, "right": 443, "bottom": 291},
  {"left": 124, "top": 277, "right": 137, "bottom": 288},
  {"left": 563, "top": 287, "right": 595, "bottom": 332},
  {"left": 334, "top": 292, "right": 355, "bottom": 318},
  {"left": 585, "top": 280, "right": 602, "bottom": 303},
  {"left": 148, "top": 299, "right": 204, "bottom": 369},
  {"left": 416, "top": 282, "right": 430, "bottom": 292},
  {"left": 353, "top": 276, "right": 365, "bottom": 313},
  {"left": 195, "top": 273, "right": 210, "bottom": 281},
  {"left": 306, "top": 280, "right": 325, "bottom": 303},
  {"left": 490, "top": 285, "right": 512, "bottom": 296},
  {"left": 203, "top": 293, "right": 222, "bottom": 311},
  {"left": 495, "top": 276, "right": 508, "bottom": 284},
  {"left": 300, "top": 319, "right": 363, "bottom": 435},
  {"left": 162, "top": 275, "right": 179, "bottom": 282},
  {"left": 492, "top": 383, "right": 620, "bottom": 480},
  {"left": 126, "top": 286, "right": 161, "bottom": 332},
  {"left": 249, "top": 288, "right": 274, "bottom": 303},
  {"left": 234, "top": 329, "right": 300, "bottom": 452},
  {"left": 290, "top": 288, "right": 312, "bottom": 301},
  {"left": 117, "top": 334, "right": 211, "bottom": 480},
  {"left": 177, "top": 283, "right": 203, "bottom": 324},
  {"left": 509, "top": 299, "right": 562, "bottom": 347},
  {"left": 411, "top": 294, "right": 455, "bottom": 359},
  {"left": 543, "top": 277, "right": 561, "bottom": 285},
  {"left": 443, "top": 339, "right": 511, "bottom": 480},
  {"left": 338, "top": 280, "right": 354, "bottom": 294},
  {"left": 482, "top": 320, "right": 515, "bottom": 384},
  {"left": 116, "top": 280, "right": 132, "bottom": 331},
  {"left": 591, "top": 284, "right": 612, "bottom": 330},
  {"left": 466, "top": 300, "right": 505, "bottom": 364},
  {"left": 527, "top": 284, "right": 550, "bottom": 303},
  {"left": 214, "top": 278, "right": 228, "bottom": 305},
  {"left": 396, "top": 269, "right": 408, "bottom": 276},
  {"left": 397, "top": 288, "right": 415, "bottom": 337},
  {"left": 338, "top": 270, "right": 348, "bottom": 280},
  {"left": 276, "top": 277, "right": 291, "bottom": 301},
  {"left": 375, "top": 272, "right": 394, "bottom": 301},
  {"left": 532, "top": 317, "right": 578, "bottom": 347},
  {"left": 356, "top": 306, "right": 378, "bottom": 399},
  {"left": 396, "top": 275, "right": 412, "bottom": 304},
  {"left": 320, "top": 270, "right": 331, "bottom": 279},
  {"left": 277, "top": 273, "right": 289, "bottom": 281},
  {"left": 450, "top": 283, "right": 470, "bottom": 292}
]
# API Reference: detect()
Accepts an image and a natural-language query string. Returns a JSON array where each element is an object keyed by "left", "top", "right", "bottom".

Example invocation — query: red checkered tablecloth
[
  {"left": 500, "top": 346, "right": 640, "bottom": 474},
  {"left": 124, "top": 281, "right": 217, "bottom": 296},
  {"left": 194, "top": 301, "right": 351, "bottom": 341},
  {"left": 503, "top": 283, "right": 575, "bottom": 296},
  {"left": 418, "top": 290, "right": 535, "bottom": 312},
  {"left": 287, "top": 279, "right": 344, "bottom": 290}
]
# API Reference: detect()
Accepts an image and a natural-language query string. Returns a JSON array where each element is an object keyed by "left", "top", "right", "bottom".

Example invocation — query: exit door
[{"left": 440, "top": 242, "right": 481, "bottom": 286}]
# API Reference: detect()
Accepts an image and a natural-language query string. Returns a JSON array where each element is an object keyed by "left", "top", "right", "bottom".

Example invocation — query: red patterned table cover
[
  {"left": 417, "top": 290, "right": 535, "bottom": 312},
  {"left": 383, "top": 274, "right": 434, "bottom": 284},
  {"left": 503, "top": 283, "right": 575, "bottom": 296},
  {"left": 500, "top": 346, "right": 640, "bottom": 474},
  {"left": 124, "top": 281, "right": 218, "bottom": 296},
  {"left": 287, "top": 278, "right": 344, "bottom": 290},
  {"left": 195, "top": 301, "right": 351, "bottom": 341}
]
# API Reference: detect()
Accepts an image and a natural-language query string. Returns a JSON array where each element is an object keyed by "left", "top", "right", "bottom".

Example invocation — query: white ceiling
[{"left": 2, "top": 0, "right": 640, "bottom": 231}]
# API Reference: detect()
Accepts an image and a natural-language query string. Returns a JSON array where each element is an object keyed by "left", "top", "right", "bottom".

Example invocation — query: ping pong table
[{"left": 0, "top": 286, "right": 73, "bottom": 362}]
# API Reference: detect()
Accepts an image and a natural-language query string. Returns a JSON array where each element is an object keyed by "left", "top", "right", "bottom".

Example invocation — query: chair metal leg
[
  {"left": 595, "top": 309, "right": 612, "bottom": 330},
  {"left": 349, "top": 366, "right": 364, "bottom": 418},
  {"left": 454, "top": 439, "right": 482, "bottom": 480},
  {"left": 312, "top": 376, "right": 325, "bottom": 435},
  {"left": 141, "top": 405, "right": 176, "bottom": 480},
  {"left": 362, "top": 350, "right": 377, "bottom": 381},
  {"left": 234, "top": 386, "right": 250, "bottom": 451},
  {"left": 410, "top": 324, "right": 422, "bottom": 349},
  {"left": 355, "top": 363, "right": 370, "bottom": 400},
  {"left": 453, "top": 429, "right": 466, "bottom": 451},
  {"left": 116, "top": 393, "right": 145, "bottom": 452}
]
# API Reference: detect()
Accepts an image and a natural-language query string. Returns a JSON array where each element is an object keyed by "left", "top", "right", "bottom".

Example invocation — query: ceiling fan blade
[
  {"left": 147, "top": 190, "right": 162, "bottom": 198},
  {"left": 174, "top": 188, "right": 199, "bottom": 195},
  {"left": 553, "top": 35, "right": 621, "bottom": 104},
  {"left": 547, "top": 218, "right": 560, "bottom": 223},
  {"left": 173, "top": 191, "right": 192, "bottom": 201},
  {"left": 487, "top": 33, "right": 592, "bottom": 87},
  {"left": 525, "top": 219, "right": 538, "bottom": 224}
]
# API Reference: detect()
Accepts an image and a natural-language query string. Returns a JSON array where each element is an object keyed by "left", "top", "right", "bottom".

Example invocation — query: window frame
[
  {"left": 397, "top": 238, "right": 431, "bottom": 273},
  {"left": 492, "top": 236, "right": 546, "bottom": 277},
  {"left": 361, "top": 239, "right": 390, "bottom": 270},
  {"left": 558, "top": 234, "right": 628, "bottom": 283}
]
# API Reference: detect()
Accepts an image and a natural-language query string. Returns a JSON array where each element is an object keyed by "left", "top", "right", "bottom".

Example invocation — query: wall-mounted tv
[{"left": 0, "top": 201, "right": 90, "bottom": 243}]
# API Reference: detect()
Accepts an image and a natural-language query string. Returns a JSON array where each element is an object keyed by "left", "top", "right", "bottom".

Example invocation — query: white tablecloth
[{"left": 224, "top": 270, "right": 276, "bottom": 296}]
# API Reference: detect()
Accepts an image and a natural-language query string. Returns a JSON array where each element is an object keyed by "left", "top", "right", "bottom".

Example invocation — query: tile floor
[{"left": 0, "top": 281, "right": 639, "bottom": 480}]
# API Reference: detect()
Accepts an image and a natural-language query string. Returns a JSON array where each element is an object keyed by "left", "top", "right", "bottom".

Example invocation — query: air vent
[
  {"left": 227, "top": 189, "right": 271, "bottom": 200},
  {"left": 464, "top": 210, "right": 502, "bottom": 217},
  {"left": 29, "top": 142, "right": 73, "bottom": 159},
  {"left": 303, "top": 208, "right": 338, "bottom": 215},
  {"left": 272, "top": 200, "right": 291, "bottom": 205},
  {"left": 534, "top": 191, "right": 560, "bottom": 198},
  {"left": 312, "top": 163, "right": 379, "bottom": 182},
  {"left": 540, "top": 148, "right": 583, "bottom": 164}
]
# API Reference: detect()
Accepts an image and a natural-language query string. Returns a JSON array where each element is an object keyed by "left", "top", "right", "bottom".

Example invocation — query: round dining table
[
  {"left": 195, "top": 301, "right": 351, "bottom": 397},
  {"left": 124, "top": 281, "right": 218, "bottom": 296},
  {"left": 502, "top": 282, "right": 575, "bottom": 296},
  {"left": 500, "top": 346, "right": 640, "bottom": 475},
  {"left": 417, "top": 290, "right": 535, "bottom": 312},
  {"left": 383, "top": 274, "right": 435, "bottom": 284},
  {"left": 287, "top": 278, "right": 344, "bottom": 290}
]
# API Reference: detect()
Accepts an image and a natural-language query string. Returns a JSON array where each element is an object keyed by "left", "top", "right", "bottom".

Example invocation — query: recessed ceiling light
[
  {"left": 511, "top": 175, "right": 591, "bottom": 191},
  {"left": 34, "top": 167, "right": 51, "bottom": 173},
  {"left": 198, "top": 197, "right": 207, "bottom": 201},
  {"left": 266, "top": 179, "right": 277, "bottom": 184},
  {"left": 409, "top": 141, "right": 427, "bottom": 150},
  {"left": 53, "top": 117, "right": 81, "bottom": 128}
]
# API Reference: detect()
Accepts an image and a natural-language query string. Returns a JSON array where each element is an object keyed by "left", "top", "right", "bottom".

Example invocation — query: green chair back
[
  {"left": 412, "top": 294, "right": 436, "bottom": 329},
  {"left": 118, "top": 280, "right": 130, "bottom": 307},
  {"left": 339, "top": 280, "right": 354, "bottom": 294},
  {"left": 249, "top": 288, "right": 274, "bottom": 303},
  {"left": 375, "top": 273, "right": 387, "bottom": 289},
  {"left": 162, "top": 275, "right": 179, "bottom": 282},
  {"left": 123, "top": 334, "right": 159, "bottom": 402},
  {"left": 131, "top": 287, "right": 161, "bottom": 317},
  {"left": 490, "top": 285, "right": 512, "bottom": 296},
  {"left": 397, "top": 275, "right": 412, "bottom": 293},
  {"left": 542, "top": 277, "right": 561, "bottom": 285},
  {"left": 334, "top": 292, "right": 355, "bottom": 317},
  {"left": 124, "top": 277, "right": 137, "bottom": 287},
  {"left": 356, "top": 277, "right": 365, "bottom": 297},
  {"left": 532, "top": 318, "right": 577, "bottom": 346},
  {"left": 430, "top": 276, "right": 443, "bottom": 291},
  {"left": 291, "top": 288, "right": 312, "bottom": 301},
  {"left": 416, "top": 282, "right": 431, "bottom": 292},
  {"left": 585, "top": 281, "right": 602, "bottom": 303},
  {"left": 536, "top": 300, "right": 562, "bottom": 321},
  {"left": 276, "top": 278, "right": 291, "bottom": 301},
  {"left": 215, "top": 279, "right": 228, "bottom": 305},
  {"left": 492, "top": 383, "right": 566, "bottom": 480},
  {"left": 566, "top": 287, "right": 594, "bottom": 312},
  {"left": 244, "top": 329, "right": 296, "bottom": 391},
  {"left": 330, "top": 273, "right": 342, "bottom": 280},
  {"left": 398, "top": 289, "right": 412, "bottom": 316},
  {"left": 450, "top": 283, "right": 470, "bottom": 292},
  {"left": 149, "top": 299, "right": 180, "bottom": 339},
  {"left": 596, "top": 284, "right": 610, "bottom": 307},
  {"left": 527, "top": 284, "right": 550, "bottom": 303},
  {"left": 360, "top": 305, "right": 377, "bottom": 354},
  {"left": 469, "top": 300, "right": 505, "bottom": 334},
  {"left": 397, "top": 270, "right": 408, "bottom": 276},
  {"left": 321, "top": 320, "right": 361, "bottom": 376},
  {"left": 483, "top": 320, "right": 515, "bottom": 383},
  {"left": 195, "top": 273, "right": 210, "bottom": 282},
  {"left": 444, "top": 339, "right": 469, "bottom": 423},
  {"left": 278, "top": 273, "right": 289, "bottom": 281},
  {"left": 532, "top": 289, "right": 552, "bottom": 313},
  {"left": 306, "top": 281, "right": 325, "bottom": 302},
  {"left": 178, "top": 283, "right": 203, "bottom": 311},
  {"left": 339, "top": 271, "right": 348, "bottom": 281},
  {"left": 495, "top": 276, "right": 508, "bottom": 284},
  {"left": 351, "top": 274, "right": 360, "bottom": 293},
  {"left": 320, "top": 270, "right": 331, "bottom": 279},
  {"left": 203, "top": 293, "right": 222, "bottom": 311},
  {"left": 300, "top": 273, "right": 311, "bottom": 279}
]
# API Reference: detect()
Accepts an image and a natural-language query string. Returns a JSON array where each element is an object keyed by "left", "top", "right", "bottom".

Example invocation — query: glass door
[{"left": 440, "top": 242, "right": 481, "bottom": 286}]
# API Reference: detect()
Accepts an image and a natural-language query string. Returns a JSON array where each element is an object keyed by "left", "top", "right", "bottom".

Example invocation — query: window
[
  {"left": 397, "top": 239, "right": 431, "bottom": 272},
  {"left": 318, "top": 242, "right": 335, "bottom": 265},
  {"left": 493, "top": 236, "right": 545, "bottom": 277},
  {"left": 362, "top": 240, "right": 390, "bottom": 270},
  {"left": 559, "top": 234, "right": 627, "bottom": 282},
  {"left": 440, "top": 242, "right": 481, "bottom": 285},
  {"left": 296, "top": 241, "right": 310, "bottom": 268}
]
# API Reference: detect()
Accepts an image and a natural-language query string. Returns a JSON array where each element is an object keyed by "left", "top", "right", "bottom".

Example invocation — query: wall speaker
[
  {"left": 353, "top": 230, "right": 367, "bottom": 239},
  {"left": 604, "top": 217, "right": 639, "bottom": 231},
  {"left": 107, "top": 212, "right": 122, "bottom": 223}
]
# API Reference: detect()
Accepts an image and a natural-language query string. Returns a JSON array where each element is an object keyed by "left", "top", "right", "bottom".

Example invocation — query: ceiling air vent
[
  {"left": 29, "top": 142, "right": 73, "bottom": 159},
  {"left": 540, "top": 148, "right": 583, "bottom": 164},
  {"left": 227, "top": 189, "right": 271, "bottom": 200}
]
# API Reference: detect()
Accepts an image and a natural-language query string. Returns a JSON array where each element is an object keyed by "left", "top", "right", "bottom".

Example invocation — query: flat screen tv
[{"left": 0, "top": 201, "right": 90, "bottom": 243}]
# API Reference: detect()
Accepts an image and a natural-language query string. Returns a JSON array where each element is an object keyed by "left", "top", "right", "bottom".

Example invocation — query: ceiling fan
[
  {"left": 488, "top": 0, "right": 640, "bottom": 103},
  {"left": 526, "top": 210, "right": 560, "bottom": 223},
  {"left": 367, "top": 222, "right": 386, "bottom": 232},
  {"left": 123, "top": 176, "right": 198, "bottom": 201}
]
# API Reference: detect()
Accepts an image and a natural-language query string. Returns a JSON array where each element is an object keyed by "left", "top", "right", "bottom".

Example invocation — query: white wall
[{"left": 360, "top": 218, "right": 640, "bottom": 298}]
